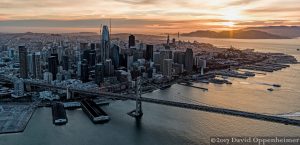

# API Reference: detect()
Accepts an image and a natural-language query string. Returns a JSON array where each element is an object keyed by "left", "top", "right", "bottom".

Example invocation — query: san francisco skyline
[{"left": 1, "top": 0, "right": 300, "bottom": 33}]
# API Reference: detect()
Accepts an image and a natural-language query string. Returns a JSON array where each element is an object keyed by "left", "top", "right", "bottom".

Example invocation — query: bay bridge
[{"left": 1, "top": 75, "right": 300, "bottom": 127}]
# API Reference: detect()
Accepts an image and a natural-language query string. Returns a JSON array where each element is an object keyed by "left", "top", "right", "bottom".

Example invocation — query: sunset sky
[{"left": 0, "top": 0, "right": 300, "bottom": 34}]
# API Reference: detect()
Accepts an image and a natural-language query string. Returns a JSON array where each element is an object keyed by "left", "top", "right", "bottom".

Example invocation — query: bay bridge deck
[
  {"left": 1, "top": 76, "right": 300, "bottom": 127},
  {"left": 26, "top": 80, "right": 300, "bottom": 127}
]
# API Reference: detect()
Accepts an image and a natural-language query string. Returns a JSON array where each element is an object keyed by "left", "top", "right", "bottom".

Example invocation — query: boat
[
  {"left": 198, "top": 79, "right": 209, "bottom": 84},
  {"left": 244, "top": 71, "right": 256, "bottom": 77},
  {"left": 273, "top": 84, "right": 281, "bottom": 87},
  {"left": 221, "top": 76, "right": 229, "bottom": 79},
  {"left": 11, "top": 93, "right": 27, "bottom": 98},
  {"left": 209, "top": 78, "right": 229, "bottom": 84},
  {"left": 184, "top": 82, "right": 193, "bottom": 86},
  {"left": 52, "top": 102, "right": 68, "bottom": 125},
  {"left": 226, "top": 81, "right": 232, "bottom": 85},
  {"left": 267, "top": 88, "right": 274, "bottom": 91}
]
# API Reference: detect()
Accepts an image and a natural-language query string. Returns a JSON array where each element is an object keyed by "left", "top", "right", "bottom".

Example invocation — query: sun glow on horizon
[
  {"left": 223, "top": 21, "right": 235, "bottom": 27},
  {"left": 0, "top": 0, "right": 300, "bottom": 33},
  {"left": 222, "top": 9, "right": 242, "bottom": 21}
]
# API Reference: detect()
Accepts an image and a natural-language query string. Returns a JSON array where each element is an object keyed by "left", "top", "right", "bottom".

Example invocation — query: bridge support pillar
[
  {"left": 66, "top": 88, "right": 73, "bottom": 100},
  {"left": 128, "top": 77, "right": 143, "bottom": 118}
]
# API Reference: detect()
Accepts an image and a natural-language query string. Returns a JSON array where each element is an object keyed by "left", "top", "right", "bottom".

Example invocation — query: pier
[
  {"left": 0, "top": 103, "right": 36, "bottom": 134},
  {"left": 52, "top": 102, "right": 68, "bottom": 125},
  {"left": 81, "top": 99, "right": 110, "bottom": 123},
  {"left": 241, "top": 63, "right": 290, "bottom": 72},
  {"left": 177, "top": 83, "right": 208, "bottom": 91},
  {"left": 1, "top": 75, "right": 300, "bottom": 128},
  {"left": 215, "top": 71, "right": 248, "bottom": 79}
]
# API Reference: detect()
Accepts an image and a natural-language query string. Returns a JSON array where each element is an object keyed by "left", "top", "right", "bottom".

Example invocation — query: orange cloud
[{"left": 0, "top": 0, "right": 299, "bottom": 33}]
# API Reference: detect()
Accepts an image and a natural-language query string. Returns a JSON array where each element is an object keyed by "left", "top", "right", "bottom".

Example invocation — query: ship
[
  {"left": 273, "top": 84, "right": 281, "bottom": 87},
  {"left": 198, "top": 79, "right": 209, "bottom": 84},
  {"left": 243, "top": 71, "right": 256, "bottom": 77},
  {"left": 209, "top": 78, "right": 231, "bottom": 84}
]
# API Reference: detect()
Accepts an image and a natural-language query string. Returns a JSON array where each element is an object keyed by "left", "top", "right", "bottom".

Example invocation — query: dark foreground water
[{"left": 0, "top": 38, "right": 300, "bottom": 145}]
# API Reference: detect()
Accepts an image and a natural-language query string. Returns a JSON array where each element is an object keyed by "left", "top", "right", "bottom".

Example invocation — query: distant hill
[
  {"left": 182, "top": 30, "right": 289, "bottom": 39},
  {"left": 245, "top": 26, "right": 300, "bottom": 38}
]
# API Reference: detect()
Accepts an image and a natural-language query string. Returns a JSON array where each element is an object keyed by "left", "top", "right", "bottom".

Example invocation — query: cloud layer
[{"left": 0, "top": 0, "right": 300, "bottom": 33}]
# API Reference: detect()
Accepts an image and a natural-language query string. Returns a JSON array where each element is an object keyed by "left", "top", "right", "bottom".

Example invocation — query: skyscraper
[
  {"left": 91, "top": 43, "right": 96, "bottom": 50},
  {"left": 101, "top": 25, "right": 110, "bottom": 62},
  {"left": 12, "top": 78, "right": 24, "bottom": 98},
  {"left": 174, "top": 51, "right": 185, "bottom": 65},
  {"left": 104, "top": 59, "right": 113, "bottom": 77},
  {"left": 89, "top": 43, "right": 96, "bottom": 67},
  {"left": 95, "top": 63, "right": 104, "bottom": 85},
  {"left": 57, "top": 46, "right": 64, "bottom": 64},
  {"left": 145, "top": 45, "right": 154, "bottom": 61},
  {"left": 128, "top": 35, "right": 135, "bottom": 48},
  {"left": 8, "top": 48, "right": 14, "bottom": 60},
  {"left": 62, "top": 55, "right": 69, "bottom": 71},
  {"left": 126, "top": 54, "right": 134, "bottom": 71},
  {"left": 162, "top": 59, "right": 173, "bottom": 76},
  {"left": 80, "top": 63, "right": 89, "bottom": 83},
  {"left": 43, "top": 72, "right": 53, "bottom": 83},
  {"left": 48, "top": 56, "right": 58, "bottom": 80},
  {"left": 185, "top": 48, "right": 193, "bottom": 73},
  {"left": 18, "top": 46, "right": 28, "bottom": 78},
  {"left": 88, "top": 52, "right": 96, "bottom": 67},
  {"left": 160, "top": 50, "right": 172, "bottom": 71},
  {"left": 77, "top": 61, "right": 82, "bottom": 78},
  {"left": 80, "top": 43, "right": 88, "bottom": 50},
  {"left": 27, "top": 53, "right": 35, "bottom": 78},
  {"left": 110, "top": 44, "right": 120, "bottom": 68},
  {"left": 34, "top": 52, "right": 42, "bottom": 79},
  {"left": 167, "top": 34, "right": 170, "bottom": 45},
  {"left": 153, "top": 51, "right": 160, "bottom": 64}
]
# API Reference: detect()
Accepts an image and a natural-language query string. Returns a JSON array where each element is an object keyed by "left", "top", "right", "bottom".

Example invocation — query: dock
[
  {"left": 52, "top": 102, "right": 68, "bottom": 125},
  {"left": 64, "top": 100, "right": 110, "bottom": 110},
  {"left": 0, "top": 103, "right": 36, "bottom": 134},
  {"left": 63, "top": 102, "right": 81, "bottom": 109},
  {"left": 81, "top": 99, "right": 110, "bottom": 123},
  {"left": 241, "top": 63, "right": 290, "bottom": 72},
  {"left": 215, "top": 71, "right": 248, "bottom": 79},
  {"left": 178, "top": 83, "right": 208, "bottom": 91}
]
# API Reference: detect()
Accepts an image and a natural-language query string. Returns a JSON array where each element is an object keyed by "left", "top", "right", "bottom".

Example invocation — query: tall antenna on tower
[
  {"left": 100, "top": 24, "right": 103, "bottom": 34},
  {"left": 109, "top": 18, "right": 112, "bottom": 39}
]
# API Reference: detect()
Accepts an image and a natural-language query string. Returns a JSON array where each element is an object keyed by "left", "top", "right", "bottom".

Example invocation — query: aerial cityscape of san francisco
[{"left": 0, "top": 0, "right": 300, "bottom": 145}]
